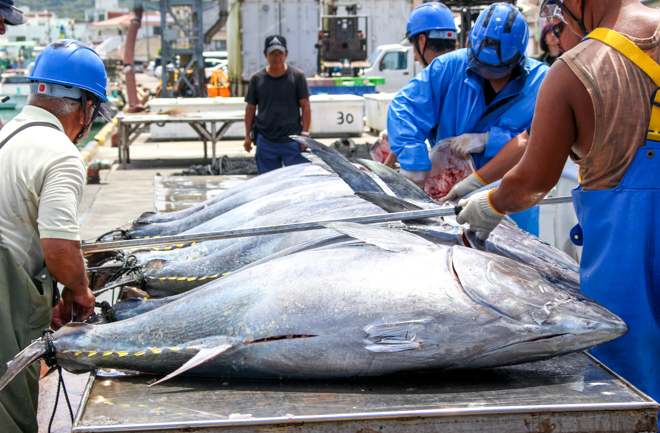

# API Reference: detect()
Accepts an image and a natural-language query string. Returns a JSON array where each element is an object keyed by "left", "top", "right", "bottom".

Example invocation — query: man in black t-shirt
[{"left": 244, "top": 35, "right": 311, "bottom": 174}]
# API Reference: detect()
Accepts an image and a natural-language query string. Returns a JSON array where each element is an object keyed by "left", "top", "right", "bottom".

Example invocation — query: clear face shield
[
  {"left": 539, "top": 0, "right": 567, "bottom": 23},
  {"left": 539, "top": 0, "right": 588, "bottom": 36}
]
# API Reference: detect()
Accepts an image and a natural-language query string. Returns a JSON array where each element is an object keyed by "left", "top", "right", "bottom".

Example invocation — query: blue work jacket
[{"left": 388, "top": 49, "right": 549, "bottom": 171}]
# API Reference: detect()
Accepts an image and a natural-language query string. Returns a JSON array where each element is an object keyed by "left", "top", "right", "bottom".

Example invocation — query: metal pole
[
  {"left": 160, "top": 0, "right": 170, "bottom": 97},
  {"left": 82, "top": 196, "right": 574, "bottom": 253},
  {"left": 146, "top": 13, "right": 150, "bottom": 63}
]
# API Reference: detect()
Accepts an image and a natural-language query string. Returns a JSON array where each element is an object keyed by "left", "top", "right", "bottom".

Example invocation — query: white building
[
  {"left": 0, "top": 7, "right": 89, "bottom": 63},
  {"left": 82, "top": 13, "right": 172, "bottom": 61},
  {"left": 85, "top": 0, "right": 129, "bottom": 23}
]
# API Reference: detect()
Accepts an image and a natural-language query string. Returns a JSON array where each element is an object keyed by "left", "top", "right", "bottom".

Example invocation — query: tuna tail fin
[
  {"left": 290, "top": 135, "right": 351, "bottom": 162},
  {"left": 323, "top": 222, "right": 438, "bottom": 253},
  {"left": 92, "top": 275, "right": 139, "bottom": 296},
  {"left": 0, "top": 339, "right": 47, "bottom": 392},
  {"left": 310, "top": 150, "right": 383, "bottom": 194},
  {"left": 357, "top": 159, "right": 437, "bottom": 205},
  {"left": 148, "top": 337, "right": 242, "bottom": 387},
  {"left": 135, "top": 211, "right": 157, "bottom": 224}
]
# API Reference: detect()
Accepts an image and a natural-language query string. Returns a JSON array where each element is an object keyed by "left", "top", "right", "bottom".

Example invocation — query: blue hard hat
[
  {"left": 29, "top": 40, "right": 111, "bottom": 121},
  {"left": 403, "top": 2, "right": 457, "bottom": 43},
  {"left": 467, "top": 3, "right": 529, "bottom": 79},
  {"left": 29, "top": 40, "right": 108, "bottom": 101}
]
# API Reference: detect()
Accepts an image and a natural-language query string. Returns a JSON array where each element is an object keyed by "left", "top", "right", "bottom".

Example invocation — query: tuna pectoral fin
[
  {"left": 323, "top": 222, "right": 437, "bottom": 253},
  {"left": 310, "top": 149, "right": 384, "bottom": 194},
  {"left": 0, "top": 339, "right": 47, "bottom": 392},
  {"left": 149, "top": 338, "right": 241, "bottom": 387},
  {"left": 357, "top": 159, "right": 437, "bottom": 205},
  {"left": 364, "top": 319, "right": 433, "bottom": 353},
  {"left": 291, "top": 136, "right": 351, "bottom": 162}
]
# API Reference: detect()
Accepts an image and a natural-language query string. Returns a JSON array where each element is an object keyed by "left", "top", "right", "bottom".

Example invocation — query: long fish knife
[{"left": 81, "top": 196, "right": 574, "bottom": 254}]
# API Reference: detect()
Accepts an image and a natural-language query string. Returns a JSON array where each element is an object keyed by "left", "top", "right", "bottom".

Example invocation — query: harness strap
[
  {"left": 0, "top": 122, "right": 60, "bottom": 150},
  {"left": 587, "top": 28, "right": 660, "bottom": 142}
]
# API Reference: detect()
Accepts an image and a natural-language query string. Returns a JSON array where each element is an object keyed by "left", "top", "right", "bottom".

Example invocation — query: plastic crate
[{"left": 310, "top": 85, "right": 376, "bottom": 96}]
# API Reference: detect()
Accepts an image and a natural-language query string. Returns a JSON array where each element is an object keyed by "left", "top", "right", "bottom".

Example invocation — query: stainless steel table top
[{"left": 73, "top": 352, "right": 658, "bottom": 432}]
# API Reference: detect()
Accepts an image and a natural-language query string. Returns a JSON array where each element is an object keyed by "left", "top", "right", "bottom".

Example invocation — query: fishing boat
[{"left": 0, "top": 69, "right": 29, "bottom": 98}]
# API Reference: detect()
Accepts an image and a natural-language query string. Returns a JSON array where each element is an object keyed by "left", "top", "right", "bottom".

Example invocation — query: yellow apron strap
[{"left": 587, "top": 28, "right": 660, "bottom": 142}]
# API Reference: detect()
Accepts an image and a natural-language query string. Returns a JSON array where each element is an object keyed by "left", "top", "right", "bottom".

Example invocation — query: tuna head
[{"left": 449, "top": 246, "right": 628, "bottom": 369}]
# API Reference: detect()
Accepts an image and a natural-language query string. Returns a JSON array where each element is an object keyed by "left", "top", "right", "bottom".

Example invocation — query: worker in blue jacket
[{"left": 387, "top": 3, "right": 549, "bottom": 235}]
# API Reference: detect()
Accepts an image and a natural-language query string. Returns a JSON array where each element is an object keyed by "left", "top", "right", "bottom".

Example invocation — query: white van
[{"left": 362, "top": 44, "right": 422, "bottom": 93}]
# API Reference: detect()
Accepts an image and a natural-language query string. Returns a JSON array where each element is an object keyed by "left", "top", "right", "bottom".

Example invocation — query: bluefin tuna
[{"left": 0, "top": 223, "right": 627, "bottom": 389}]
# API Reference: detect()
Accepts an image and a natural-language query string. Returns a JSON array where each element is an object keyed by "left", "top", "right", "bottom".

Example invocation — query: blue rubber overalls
[{"left": 571, "top": 28, "right": 660, "bottom": 407}]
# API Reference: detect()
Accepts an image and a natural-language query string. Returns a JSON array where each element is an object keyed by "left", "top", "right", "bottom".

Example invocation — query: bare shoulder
[{"left": 537, "top": 60, "right": 588, "bottom": 110}]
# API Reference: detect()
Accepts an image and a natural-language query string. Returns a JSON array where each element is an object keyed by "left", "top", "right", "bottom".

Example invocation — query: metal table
[
  {"left": 72, "top": 352, "right": 658, "bottom": 432},
  {"left": 116, "top": 111, "right": 245, "bottom": 169}
]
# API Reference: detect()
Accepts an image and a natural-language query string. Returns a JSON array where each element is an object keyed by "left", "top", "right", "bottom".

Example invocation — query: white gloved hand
[
  {"left": 400, "top": 168, "right": 430, "bottom": 189},
  {"left": 449, "top": 133, "right": 489, "bottom": 160},
  {"left": 379, "top": 130, "right": 388, "bottom": 141},
  {"left": 438, "top": 173, "right": 486, "bottom": 203},
  {"left": 456, "top": 190, "right": 505, "bottom": 241}
]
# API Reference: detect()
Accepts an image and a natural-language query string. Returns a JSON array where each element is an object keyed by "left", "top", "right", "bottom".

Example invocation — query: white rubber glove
[
  {"left": 438, "top": 173, "right": 486, "bottom": 203},
  {"left": 456, "top": 190, "right": 505, "bottom": 241},
  {"left": 449, "top": 133, "right": 489, "bottom": 160},
  {"left": 400, "top": 168, "right": 430, "bottom": 189}
]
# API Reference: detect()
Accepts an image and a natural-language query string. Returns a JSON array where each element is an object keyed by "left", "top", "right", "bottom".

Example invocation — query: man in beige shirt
[{"left": 0, "top": 40, "right": 112, "bottom": 433}]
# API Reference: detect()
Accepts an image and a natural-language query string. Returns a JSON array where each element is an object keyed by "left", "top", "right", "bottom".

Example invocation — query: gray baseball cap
[
  {"left": 265, "top": 35, "right": 287, "bottom": 53},
  {"left": 0, "top": 0, "right": 27, "bottom": 25}
]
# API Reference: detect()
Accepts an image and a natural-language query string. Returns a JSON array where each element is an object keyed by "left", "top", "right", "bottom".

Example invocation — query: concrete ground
[{"left": 36, "top": 124, "right": 380, "bottom": 432}]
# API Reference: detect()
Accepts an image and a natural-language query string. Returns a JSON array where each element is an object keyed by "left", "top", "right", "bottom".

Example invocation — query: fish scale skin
[
  {"left": 129, "top": 177, "right": 342, "bottom": 238},
  {"left": 53, "top": 244, "right": 625, "bottom": 379},
  {"left": 140, "top": 202, "right": 385, "bottom": 296},
  {"left": 140, "top": 164, "right": 331, "bottom": 224},
  {"left": 181, "top": 182, "right": 353, "bottom": 236},
  {"left": 133, "top": 196, "right": 368, "bottom": 264}
]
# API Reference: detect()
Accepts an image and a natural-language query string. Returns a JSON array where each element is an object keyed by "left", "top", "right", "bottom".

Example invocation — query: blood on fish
[
  {"left": 370, "top": 136, "right": 391, "bottom": 164},
  {"left": 424, "top": 145, "right": 474, "bottom": 200}
]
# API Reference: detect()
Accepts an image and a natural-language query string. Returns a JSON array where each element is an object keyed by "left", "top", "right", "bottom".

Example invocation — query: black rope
[
  {"left": 43, "top": 330, "right": 74, "bottom": 433},
  {"left": 93, "top": 250, "right": 126, "bottom": 267},
  {"left": 95, "top": 301, "right": 118, "bottom": 323},
  {"left": 42, "top": 330, "right": 57, "bottom": 368},
  {"left": 108, "top": 254, "right": 146, "bottom": 289},
  {"left": 95, "top": 228, "right": 131, "bottom": 242}
]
